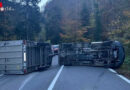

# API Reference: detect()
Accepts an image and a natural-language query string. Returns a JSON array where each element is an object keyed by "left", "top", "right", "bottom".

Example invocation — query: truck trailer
[
  {"left": 59, "top": 41, "right": 125, "bottom": 68},
  {"left": 0, "top": 40, "right": 53, "bottom": 74}
]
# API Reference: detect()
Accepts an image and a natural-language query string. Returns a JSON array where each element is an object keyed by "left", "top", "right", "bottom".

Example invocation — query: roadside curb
[{"left": 108, "top": 68, "right": 130, "bottom": 84}]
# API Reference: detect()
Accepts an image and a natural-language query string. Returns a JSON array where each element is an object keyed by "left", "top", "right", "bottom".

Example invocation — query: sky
[{"left": 38, "top": 0, "right": 52, "bottom": 11}]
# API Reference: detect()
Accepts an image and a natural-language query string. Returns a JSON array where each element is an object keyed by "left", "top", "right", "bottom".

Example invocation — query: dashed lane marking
[{"left": 108, "top": 68, "right": 117, "bottom": 73}]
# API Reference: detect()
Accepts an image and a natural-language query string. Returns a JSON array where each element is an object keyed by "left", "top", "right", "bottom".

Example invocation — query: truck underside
[{"left": 59, "top": 41, "right": 125, "bottom": 68}]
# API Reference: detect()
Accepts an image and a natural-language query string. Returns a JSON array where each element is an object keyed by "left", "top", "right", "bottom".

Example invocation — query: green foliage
[
  {"left": 80, "top": 3, "right": 90, "bottom": 27},
  {"left": 93, "top": 1, "right": 104, "bottom": 41},
  {"left": 0, "top": 0, "right": 41, "bottom": 41},
  {"left": 44, "top": 6, "right": 63, "bottom": 44}
]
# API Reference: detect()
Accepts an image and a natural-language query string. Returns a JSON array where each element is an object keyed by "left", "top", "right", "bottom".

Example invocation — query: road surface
[{"left": 0, "top": 56, "right": 130, "bottom": 90}]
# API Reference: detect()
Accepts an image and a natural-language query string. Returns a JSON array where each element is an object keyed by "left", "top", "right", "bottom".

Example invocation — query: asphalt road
[{"left": 0, "top": 55, "right": 130, "bottom": 90}]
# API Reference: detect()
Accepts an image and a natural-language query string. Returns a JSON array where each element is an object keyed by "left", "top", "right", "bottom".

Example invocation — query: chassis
[{"left": 59, "top": 41, "right": 125, "bottom": 68}]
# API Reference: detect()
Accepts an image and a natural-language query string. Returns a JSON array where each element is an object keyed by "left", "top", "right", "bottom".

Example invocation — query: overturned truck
[
  {"left": 0, "top": 40, "right": 53, "bottom": 74},
  {"left": 59, "top": 41, "right": 125, "bottom": 68}
]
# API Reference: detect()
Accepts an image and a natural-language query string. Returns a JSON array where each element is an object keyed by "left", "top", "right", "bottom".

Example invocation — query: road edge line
[
  {"left": 108, "top": 68, "right": 117, "bottom": 73},
  {"left": 108, "top": 68, "right": 130, "bottom": 84},
  {"left": 117, "top": 74, "right": 130, "bottom": 84},
  {"left": 48, "top": 65, "right": 64, "bottom": 90}
]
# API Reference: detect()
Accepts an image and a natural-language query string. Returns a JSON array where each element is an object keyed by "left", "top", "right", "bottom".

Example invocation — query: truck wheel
[{"left": 111, "top": 41, "right": 125, "bottom": 68}]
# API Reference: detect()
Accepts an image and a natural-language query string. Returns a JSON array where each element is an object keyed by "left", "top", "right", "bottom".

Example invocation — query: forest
[{"left": 0, "top": 0, "right": 130, "bottom": 76}]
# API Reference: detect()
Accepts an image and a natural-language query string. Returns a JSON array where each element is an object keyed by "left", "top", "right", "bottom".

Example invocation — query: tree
[
  {"left": 80, "top": 3, "right": 90, "bottom": 27},
  {"left": 0, "top": 0, "right": 41, "bottom": 41},
  {"left": 93, "top": 1, "right": 103, "bottom": 41},
  {"left": 80, "top": 2, "right": 94, "bottom": 41},
  {"left": 44, "top": 6, "right": 62, "bottom": 44}
]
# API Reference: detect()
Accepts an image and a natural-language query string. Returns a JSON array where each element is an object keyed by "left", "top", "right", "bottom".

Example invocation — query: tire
[{"left": 111, "top": 41, "right": 125, "bottom": 68}]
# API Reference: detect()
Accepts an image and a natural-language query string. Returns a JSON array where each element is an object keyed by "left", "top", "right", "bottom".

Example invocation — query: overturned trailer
[
  {"left": 59, "top": 41, "right": 125, "bottom": 68},
  {"left": 0, "top": 40, "right": 53, "bottom": 74}
]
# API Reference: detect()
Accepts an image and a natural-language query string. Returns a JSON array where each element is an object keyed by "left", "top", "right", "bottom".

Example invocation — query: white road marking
[
  {"left": 108, "top": 68, "right": 117, "bottom": 73},
  {"left": 48, "top": 65, "right": 64, "bottom": 90},
  {"left": 0, "top": 74, "right": 3, "bottom": 77},
  {"left": 19, "top": 73, "right": 37, "bottom": 90},
  {"left": 117, "top": 75, "right": 130, "bottom": 84},
  {"left": 108, "top": 68, "right": 130, "bottom": 84}
]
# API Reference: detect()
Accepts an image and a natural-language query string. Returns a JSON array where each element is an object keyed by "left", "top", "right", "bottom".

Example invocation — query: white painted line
[
  {"left": 48, "top": 65, "right": 64, "bottom": 90},
  {"left": 19, "top": 73, "right": 37, "bottom": 90},
  {"left": 117, "top": 74, "right": 130, "bottom": 84},
  {"left": 0, "top": 74, "right": 3, "bottom": 77},
  {"left": 108, "top": 68, "right": 130, "bottom": 84},
  {"left": 108, "top": 68, "right": 117, "bottom": 73}
]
